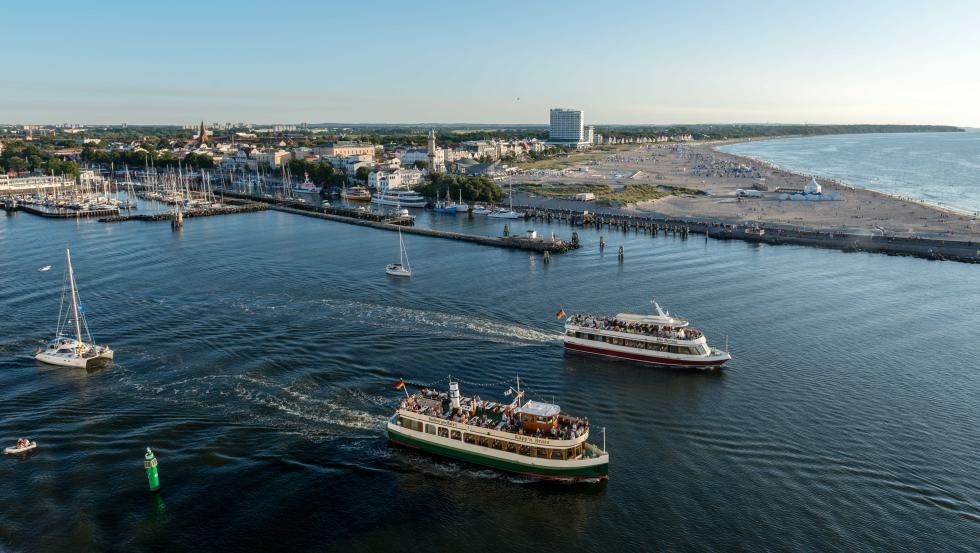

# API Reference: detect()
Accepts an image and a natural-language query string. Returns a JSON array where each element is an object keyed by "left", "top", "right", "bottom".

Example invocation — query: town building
[
  {"left": 315, "top": 142, "right": 377, "bottom": 158},
  {"left": 368, "top": 168, "right": 424, "bottom": 190},
  {"left": 547, "top": 108, "right": 591, "bottom": 148}
]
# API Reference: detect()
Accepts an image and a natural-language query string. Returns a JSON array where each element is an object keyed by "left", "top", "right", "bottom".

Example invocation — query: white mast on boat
[
  {"left": 399, "top": 229, "right": 410, "bottom": 272},
  {"left": 66, "top": 249, "right": 84, "bottom": 346}
]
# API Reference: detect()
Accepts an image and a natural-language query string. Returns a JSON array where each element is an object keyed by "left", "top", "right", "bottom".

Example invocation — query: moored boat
[
  {"left": 372, "top": 186, "right": 426, "bottom": 207},
  {"left": 387, "top": 378, "right": 609, "bottom": 481},
  {"left": 562, "top": 298, "right": 730, "bottom": 369},
  {"left": 341, "top": 185, "right": 372, "bottom": 203}
]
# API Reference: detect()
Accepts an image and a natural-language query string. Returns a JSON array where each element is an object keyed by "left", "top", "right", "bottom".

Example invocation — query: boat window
[
  {"left": 464, "top": 433, "right": 477, "bottom": 445},
  {"left": 536, "top": 448, "right": 549, "bottom": 459},
  {"left": 519, "top": 445, "right": 531, "bottom": 456},
  {"left": 450, "top": 430, "right": 462, "bottom": 441},
  {"left": 668, "top": 346, "right": 679, "bottom": 354},
  {"left": 506, "top": 441, "right": 518, "bottom": 454},
  {"left": 424, "top": 424, "right": 436, "bottom": 435},
  {"left": 438, "top": 427, "right": 449, "bottom": 438},
  {"left": 552, "top": 449, "right": 564, "bottom": 460}
]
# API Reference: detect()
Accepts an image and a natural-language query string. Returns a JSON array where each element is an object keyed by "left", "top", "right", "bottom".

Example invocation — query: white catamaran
[
  {"left": 34, "top": 249, "right": 114, "bottom": 369},
  {"left": 385, "top": 229, "right": 412, "bottom": 277}
]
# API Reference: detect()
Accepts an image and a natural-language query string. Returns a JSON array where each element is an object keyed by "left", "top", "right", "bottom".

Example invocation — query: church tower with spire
[{"left": 198, "top": 120, "right": 208, "bottom": 145}]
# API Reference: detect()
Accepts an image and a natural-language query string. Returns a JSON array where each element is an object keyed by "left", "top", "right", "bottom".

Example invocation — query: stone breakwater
[{"left": 97, "top": 202, "right": 267, "bottom": 222}]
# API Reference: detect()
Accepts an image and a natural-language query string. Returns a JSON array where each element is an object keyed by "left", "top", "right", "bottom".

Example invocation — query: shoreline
[
  {"left": 509, "top": 199, "right": 979, "bottom": 264},
  {"left": 505, "top": 138, "right": 979, "bottom": 242},
  {"left": 711, "top": 135, "right": 979, "bottom": 218}
]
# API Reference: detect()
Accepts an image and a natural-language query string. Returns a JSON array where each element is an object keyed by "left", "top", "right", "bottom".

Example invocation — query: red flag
[{"left": 394, "top": 379, "right": 405, "bottom": 390}]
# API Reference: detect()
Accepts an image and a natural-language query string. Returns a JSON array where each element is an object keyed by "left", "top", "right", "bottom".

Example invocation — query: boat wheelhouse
[
  {"left": 387, "top": 379, "right": 608, "bottom": 481},
  {"left": 563, "top": 299, "right": 730, "bottom": 369}
]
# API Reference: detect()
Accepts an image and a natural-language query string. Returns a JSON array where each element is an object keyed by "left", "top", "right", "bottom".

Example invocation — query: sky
[{"left": 3, "top": 0, "right": 979, "bottom": 126}]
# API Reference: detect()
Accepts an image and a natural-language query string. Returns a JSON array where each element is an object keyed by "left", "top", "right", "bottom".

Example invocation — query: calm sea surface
[
  {"left": 1, "top": 204, "right": 978, "bottom": 552},
  {"left": 718, "top": 130, "right": 980, "bottom": 214}
]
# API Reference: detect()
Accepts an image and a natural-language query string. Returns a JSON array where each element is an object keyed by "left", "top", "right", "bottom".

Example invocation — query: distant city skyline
[{"left": 3, "top": 0, "right": 979, "bottom": 127}]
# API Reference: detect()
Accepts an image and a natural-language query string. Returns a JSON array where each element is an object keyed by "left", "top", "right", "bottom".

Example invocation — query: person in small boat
[{"left": 15, "top": 438, "right": 29, "bottom": 449}]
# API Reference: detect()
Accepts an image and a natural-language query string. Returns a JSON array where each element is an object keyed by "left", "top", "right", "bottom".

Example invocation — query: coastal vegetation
[
  {"left": 522, "top": 182, "right": 704, "bottom": 206},
  {"left": 1, "top": 141, "right": 81, "bottom": 178},
  {"left": 286, "top": 159, "right": 347, "bottom": 188},
  {"left": 417, "top": 174, "right": 503, "bottom": 202}
]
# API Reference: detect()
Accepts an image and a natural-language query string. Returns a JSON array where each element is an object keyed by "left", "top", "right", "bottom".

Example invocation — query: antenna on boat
[{"left": 603, "top": 427, "right": 606, "bottom": 453}]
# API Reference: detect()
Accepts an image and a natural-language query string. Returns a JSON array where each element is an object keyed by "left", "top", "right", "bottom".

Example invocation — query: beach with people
[{"left": 507, "top": 140, "right": 980, "bottom": 241}]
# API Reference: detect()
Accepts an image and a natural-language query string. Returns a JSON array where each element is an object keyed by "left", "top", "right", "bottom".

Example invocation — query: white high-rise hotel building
[{"left": 548, "top": 108, "right": 593, "bottom": 148}]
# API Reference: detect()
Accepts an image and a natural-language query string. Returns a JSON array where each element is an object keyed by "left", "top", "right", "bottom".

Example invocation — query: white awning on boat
[{"left": 516, "top": 400, "right": 560, "bottom": 417}]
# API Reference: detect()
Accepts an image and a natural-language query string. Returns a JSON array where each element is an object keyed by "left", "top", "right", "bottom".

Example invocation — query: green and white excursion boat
[{"left": 387, "top": 378, "right": 609, "bottom": 481}]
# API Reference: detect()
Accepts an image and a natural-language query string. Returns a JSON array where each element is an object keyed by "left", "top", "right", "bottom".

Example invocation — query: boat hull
[
  {"left": 340, "top": 194, "right": 371, "bottom": 203},
  {"left": 386, "top": 423, "right": 608, "bottom": 481},
  {"left": 564, "top": 340, "right": 728, "bottom": 369},
  {"left": 35, "top": 350, "right": 113, "bottom": 369},
  {"left": 372, "top": 197, "right": 427, "bottom": 207}
]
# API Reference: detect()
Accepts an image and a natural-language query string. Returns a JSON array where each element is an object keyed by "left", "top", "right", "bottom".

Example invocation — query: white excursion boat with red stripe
[{"left": 563, "top": 299, "right": 730, "bottom": 369}]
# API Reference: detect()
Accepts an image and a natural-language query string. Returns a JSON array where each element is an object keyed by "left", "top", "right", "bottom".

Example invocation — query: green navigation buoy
[{"left": 144, "top": 447, "right": 160, "bottom": 492}]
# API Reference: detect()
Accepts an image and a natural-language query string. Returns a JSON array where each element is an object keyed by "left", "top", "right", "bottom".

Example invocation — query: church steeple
[{"left": 198, "top": 120, "right": 208, "bottom": 145}]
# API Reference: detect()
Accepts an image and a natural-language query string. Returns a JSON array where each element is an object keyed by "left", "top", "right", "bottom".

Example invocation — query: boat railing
[
  {"left": 566, "top": 322, "right": 704, "bottom": 343},
  {"left": 397, "top": 408, "right": 590, "bottom": 447},
  {"left": 584, "top": 442, "right": 608, "bottom": 458}
]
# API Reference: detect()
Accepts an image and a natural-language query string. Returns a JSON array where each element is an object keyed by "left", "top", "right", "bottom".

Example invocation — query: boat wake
[
  {"left": 316, "top": 298, "right": 561, "bottom": 345},
  {"left": 116, "top": 368, "right": 387, "bottom": 440}
]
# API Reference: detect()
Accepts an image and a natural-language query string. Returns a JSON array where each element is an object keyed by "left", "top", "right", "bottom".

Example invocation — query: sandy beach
[{"left": 505, "top": 141, "right": 980, "bottom": 241}]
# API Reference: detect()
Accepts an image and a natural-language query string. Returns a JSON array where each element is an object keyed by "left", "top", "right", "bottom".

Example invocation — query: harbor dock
[
  {"left": 272, "top": 203, "right": 575, "bottom": 253},
  {"left": 217, "top": 190, "right": 576, "bottom": 253},
  {"left": 97, "top": 202, "right": 267, "bottom": 223},
  {"left": 514, "top": 204, "right": 980, "bottom": 263}
]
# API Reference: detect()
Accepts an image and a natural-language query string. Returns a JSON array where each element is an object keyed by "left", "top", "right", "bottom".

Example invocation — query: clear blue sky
[{"left": 3, "top": 0, "right": 978, "bottom": 126}]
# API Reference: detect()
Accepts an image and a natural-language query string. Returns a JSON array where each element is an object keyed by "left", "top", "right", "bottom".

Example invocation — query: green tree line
[
  {"left": 416, "top": 174, "right": 503, "bottom": 202},
  {"left": 1, "top": 141, "right": 81, "bottom": 178}
]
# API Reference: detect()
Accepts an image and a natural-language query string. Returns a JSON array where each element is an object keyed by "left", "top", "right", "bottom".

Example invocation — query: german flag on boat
[{"left": 556, "top": 309, "right": 566, "bottom": 320}]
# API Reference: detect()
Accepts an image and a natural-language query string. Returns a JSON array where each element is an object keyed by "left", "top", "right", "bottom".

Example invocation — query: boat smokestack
[{"left": 448, "top": 381, "right": 461, "bottom": 410}]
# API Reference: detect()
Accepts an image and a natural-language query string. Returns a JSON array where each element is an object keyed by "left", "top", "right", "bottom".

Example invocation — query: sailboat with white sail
[
  {"left": 488, "top": 182, "right": 523, "bottom": 219},
  {"left": 34, "top": 249, "right": 114, "bottom": 369},
  {"left": 385, "top": 229, "right": 412, "bottom": 277}
]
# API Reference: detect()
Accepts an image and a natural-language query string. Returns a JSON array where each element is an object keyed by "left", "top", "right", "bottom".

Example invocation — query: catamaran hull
[
  {"left": 564, "top": 341, "right": 728, "bottom": 369},
  {"left": 35, "top": 351, "right": 113, "bottom": 369},
  {"left": 386, "top": 424, "right": 608, "bottom": 481}
]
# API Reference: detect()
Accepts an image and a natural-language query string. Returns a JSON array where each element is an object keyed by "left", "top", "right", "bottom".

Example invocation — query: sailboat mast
[{"left": 66, "top": 249, "right": 83, "bottom": 344}]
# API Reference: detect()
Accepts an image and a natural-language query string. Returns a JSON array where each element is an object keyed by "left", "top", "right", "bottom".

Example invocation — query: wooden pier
[{"left": 512, "top": 204, "right": 980, "bottom": 263}]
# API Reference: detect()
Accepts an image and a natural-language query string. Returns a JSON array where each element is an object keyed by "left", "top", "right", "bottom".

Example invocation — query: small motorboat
[
  {"left": 38, "top": 265, "right": 51, "bottom": 272},
  {"left": 4, "top": 439, "right": 37, "bottom": 455}
]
